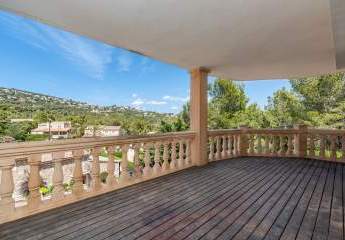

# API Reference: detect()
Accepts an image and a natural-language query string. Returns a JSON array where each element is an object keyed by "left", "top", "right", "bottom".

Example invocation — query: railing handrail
[
  {"left": 0, "top": 131, "right": 196, "bottom": 159},
  {"left": 209, "top": 127, "right": 345, "bottom": 135},
  {"left": 307, "top": 128, "right": 345, "bottom": 135},
  {"left": 208, "top": 129, "right": 241, "bottom": 136}
]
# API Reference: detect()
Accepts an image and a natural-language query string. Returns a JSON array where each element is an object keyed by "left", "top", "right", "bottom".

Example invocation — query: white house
[
  {"left": 84, "top": 126, "right": 121, "bottom": 138},
  {"left": 31, "top": 121, "right": 72, "bottom": 139}
]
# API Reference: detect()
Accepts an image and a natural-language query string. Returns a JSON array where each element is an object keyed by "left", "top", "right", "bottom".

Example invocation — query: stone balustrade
[
  {"left": 306, "top": 129, "right": 345, "bottom": 161},
  {"left": 208, "top": 126, "right": 345, "bottom": 162},
  {"left": 0, "top": 126, "right": 344, "bottom": 224},
  {"left": 0, "top": 132, "right": 194, "bottom": 223}
]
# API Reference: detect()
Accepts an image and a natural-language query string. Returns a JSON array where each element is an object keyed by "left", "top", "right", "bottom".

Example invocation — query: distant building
[
  {"left": 31, "top": 121, "right": 72, "bottom": 139},
  {"left": 84, "top": 126, "right": 121, "bottom": 137},
  {"left": 10, "top": 119, "right": 33, "bottom": 123}
]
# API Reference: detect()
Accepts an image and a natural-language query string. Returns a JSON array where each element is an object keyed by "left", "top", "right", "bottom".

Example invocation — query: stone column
[
  {"left": 294, "top": 124, "right": 308, "bottom": 158},
  {"left": 190, "top": 67, "right": 209, "bottom": 166}
]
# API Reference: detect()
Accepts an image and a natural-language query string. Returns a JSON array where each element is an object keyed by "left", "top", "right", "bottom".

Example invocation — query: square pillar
[
  {"left": 294, "top": 124, "right": 308, "bottom": 158},
  {"left": 190, "top": 68, "right": 209, "bottom": 166}
]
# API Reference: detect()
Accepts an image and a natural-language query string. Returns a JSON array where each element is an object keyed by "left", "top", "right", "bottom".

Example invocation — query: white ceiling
[{"left": 0, "top": 0, "right": 343, "bottom": 80}]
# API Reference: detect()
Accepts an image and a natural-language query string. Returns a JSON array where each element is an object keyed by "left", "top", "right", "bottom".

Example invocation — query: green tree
[
  {"left": 209, "top": 79, "right": 248, "bottom": 116},
  {"left": 179, "top": 102, "right": 190, "bottom": 127},
  {"left": 290, "top": 73, "right": 345, "bottom": 113},
  {"left": 208, "top": 79, "right": 248, "bottom": 129},
  {"left": 265, "top": 88, "right": 305, "bottom": 127}
]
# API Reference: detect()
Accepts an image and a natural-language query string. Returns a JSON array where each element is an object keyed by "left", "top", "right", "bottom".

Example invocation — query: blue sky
[{"left": 0, "top": 10, "right": 290, "bottom": 113}]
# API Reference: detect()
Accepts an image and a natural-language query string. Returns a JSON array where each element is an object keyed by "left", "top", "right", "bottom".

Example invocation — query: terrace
[{"left": 0, "top": 0, "right": 345, "bottom": 239}]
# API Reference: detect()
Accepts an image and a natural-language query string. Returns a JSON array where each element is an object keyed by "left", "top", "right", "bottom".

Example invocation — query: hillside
[
  {"left": 0, "top": 87, "right": 171, "bottom": 118},
  {"left": 0, "top": 87, "right": 175, "bottom": 141}
]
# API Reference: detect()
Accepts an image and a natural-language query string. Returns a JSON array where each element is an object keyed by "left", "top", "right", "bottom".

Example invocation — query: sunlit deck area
[{"left": 0, "top": 157, "right": 343, "bottom": 240}]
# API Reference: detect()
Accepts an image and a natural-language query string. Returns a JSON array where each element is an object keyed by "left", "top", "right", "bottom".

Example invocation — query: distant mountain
[{"left": 0, "top": 87, "right": 172, "bottom": 119}]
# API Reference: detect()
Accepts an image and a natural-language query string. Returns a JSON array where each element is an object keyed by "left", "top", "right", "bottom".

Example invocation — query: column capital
[{"left": 189, "top": 67, "right": 211, "bottom": 74}]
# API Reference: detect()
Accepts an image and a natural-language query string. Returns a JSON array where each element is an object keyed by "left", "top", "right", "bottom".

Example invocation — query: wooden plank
[
  {"left": 274, "top": 161, "right": 324, "bottom": 240},
  {"left": 295, "top": 162, "right": 330, "bottom": 240},
  {"left": 233, "top": 160, "right": 322, "bottom": 240},
  {"left": 328, "top": 163, "right": 343, "bottom": 240},
  {"left": 69, "top": 158, "right": 289, "bottom": 240},
  {"left": 19, "top": 158, "right": 279, "bottom": 240},
  {"left": 263, "top": 162, "right": 332, "bottom": 240},
  {"left": 204, "top": 159, "right": 315, "bottom": 240},
  {"left": 311, "top": 163, "right": 335, "bottom": 239},
  {"left": 128, "top": 159, "right": 297, "bottom": 240},
  {"left": 1, "top": 158, "right": 255, "bottom": 239},
  {"left": 185, "top": 159, "right": 307, "bottom": 240}
]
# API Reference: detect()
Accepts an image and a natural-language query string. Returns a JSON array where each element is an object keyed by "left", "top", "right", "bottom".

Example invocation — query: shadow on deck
[{"left": 0, "top": 157, "right": 343, "bottom": 240}]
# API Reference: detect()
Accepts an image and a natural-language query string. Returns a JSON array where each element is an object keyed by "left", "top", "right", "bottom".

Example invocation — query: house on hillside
[
  {"left": 83, "top": 125, "right": 121, "bottom": 137},
  {"left": 31, "top": 121, "right": 72, "bottom": 139}
]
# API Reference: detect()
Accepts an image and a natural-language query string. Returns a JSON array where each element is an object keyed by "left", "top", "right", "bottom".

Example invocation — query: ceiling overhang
[
  {"left": 0, "top": 0, "right": 344, "bottom": 80},
  {"left": 330, "top": 0, "right": 345, "bottom": 70}
]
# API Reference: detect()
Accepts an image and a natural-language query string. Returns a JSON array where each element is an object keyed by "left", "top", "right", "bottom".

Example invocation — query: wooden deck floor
[{"left": 1, "top": 157, "right": 344, "bottom": 240}]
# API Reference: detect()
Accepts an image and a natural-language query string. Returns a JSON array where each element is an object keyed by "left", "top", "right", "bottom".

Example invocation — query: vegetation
[
  {"left": 0, "top": 87, "right": 172, "bottom": 141},
  {"left": 0, "top": 73, "right": 344, "bottom": 142},
  {"left": 172, "top": 73, "right": 345, "bottom": 130}
]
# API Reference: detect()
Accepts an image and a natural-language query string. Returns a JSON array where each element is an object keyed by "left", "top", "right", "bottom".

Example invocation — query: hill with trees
[{"left": 0, "top": 87, "right": 172, "bottom": 141}]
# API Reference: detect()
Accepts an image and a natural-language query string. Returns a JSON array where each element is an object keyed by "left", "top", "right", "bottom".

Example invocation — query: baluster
[
  {"left": 119, "top": 144, "right": 129, "bottom": 183},
  {"left": 221, "top": 136, "right": 227, "bottom": 159},
  {"left": 143, "top": 143, "right": 152, "bottom": 177},
  {"left": 28, "top": 154, "right": 42, "bottom": 208},
  {"left": 287, "top": 135, "right": 293, "bottom": 156},
  {"left": 272, "top": 135, "right": 278, "bottom": 155},
  {"left": 185, "top": 140, "right": 191, "bottom": 166},
  {"left": 264, "top": 135, "right": 270, "bottom": 154},
  {"left": 257, "top": 135, "right": 262, "bottom": 154},
  {"left": 209, "top": 137, "right": 214, "bottom": 161},
  {"left": 342, "top": 137, "right": 345, "bottom": 161},
  {"left": 0, "top": 158, "right": 15, "bottom": 215},
  {"left": 170, "top": 141, "right": 177, "bottom": 170},
  {"left": 249, "top": 135, "right": 255, "bottom": 155},
  {"left": 215, "top": 136, "right": 221, "bottom": 160},
  {"left": 72, "top": 149, "right": 85, "bottom": 195},
  {"left": 90, "top": 147, "right": 102, "bottom": 190},
  {"left": 106, "top": 146, "right": 117, "bottom": 186},
  {"left": 278, "top": 136, "right": 284, "bottom": 156},
  {"left": 320, "top": 136, "right": 326, "bottom": 159},
  {"left": 309, "top": 135, "right": 315, "bottom": 158},
  {"left": 162, "top": 141, "right": 170, "bottom": 171},
  {"left": 133, "top": 144, "right": 142, "bottom": 177},
  {"left": 330, "top": 135, "right": 337, "bottom": 161},
  {"left": 153, "top": 142, "right": 162, "bottom": 175},
  {"left": 227, "top": 135, "right": 233, "bottom": 156},
  {"left": 178, "top": 140, "right": 185, "bottom": 169},
  {"left": 52, "top": 151, "right": 65, "bottom": 200}
]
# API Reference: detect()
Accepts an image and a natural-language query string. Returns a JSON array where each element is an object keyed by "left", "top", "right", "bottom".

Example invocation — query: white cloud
[
  {"left": 171, "top": 106, "right": 178, "bottom": 110},
  {"left": 0, "top": 12, "right": 113, "bottom": 80},
  {"left": 132, "top": 93, "right": 138, "bottom": 98},
  {"left": 146, "top": 100, "right": 167, "bottom": 105},
  {"left": 131, "top": 97, "right": 167, "bottom": 108},
  {"left": 116, "top": 52, "right": 132, "bottom": 72},
  {"left": 131, "top": 98, "right": 145, "bottom": 106},
  {"left": 163, "top": 95, "right": 189, "bottom": 102}
]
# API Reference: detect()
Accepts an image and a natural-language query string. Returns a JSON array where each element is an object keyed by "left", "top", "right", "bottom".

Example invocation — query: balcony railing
[
  {"left": 0, "top": 132, "right": 194, "bottom": 223},
  {"left": 0, "top": 125, "right": 344, "bottom": 224},
  {"left": 208, "top": 125, "right": 345, "bottom": 162}
]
